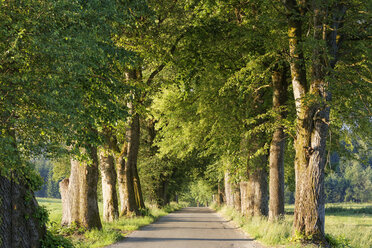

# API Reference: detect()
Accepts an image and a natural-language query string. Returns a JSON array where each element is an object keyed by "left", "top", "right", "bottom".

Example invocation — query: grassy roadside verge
[
  {"left": 38, "top": 198, "right": 187, "bottom": 248},
  {"left": 211, "top": 203, "right": 372, "bottom": 248}
]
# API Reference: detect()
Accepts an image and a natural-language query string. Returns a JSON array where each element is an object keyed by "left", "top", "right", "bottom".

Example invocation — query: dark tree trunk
[
  {"left": 269, "top": 66, "right": 288, "bottom": 221},
  {"left": 99, "top": 150, "right": 119, "bottom": 222},
  {"left": 252, "top": 166, "right": 268, "bottom": 216},
  {"left": 156, "top": 178, "right": 169, "bottom": 207},
  {"left": 233, "top": 183, "right": 241, "bottom": 212},
  {"left": 78, "top": 146, "right": 102, "bottom": 229},
  {"left": 217, "top": 182, "right": 224, "bottom": 206},
  {"left": 240, "top": 181, "right": 249, "bottom": 215},
  {"left": 0, "top": 175, "right": 46, "bottom": 248},
  {"left": 241, "top": 161, "right": 268, "bottom": 217},
  {"left": 125, "top": 69, "right": 145, "bottom": 211},
  {"left": 126, "top": 113, "right": 145, "bottom": 209}
]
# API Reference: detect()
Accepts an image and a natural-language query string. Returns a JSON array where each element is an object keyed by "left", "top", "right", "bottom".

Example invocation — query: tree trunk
[
  {"left": 253, "top": 166, "right": 268, "bottom": 216},
  {"left": 286, "top": 2, "right": 330, "bottom": 243},
  {"left": 78, "top": 145, "right": 102, "bottom": 229},
  {"left": 224, "top": 171, "right": 234, "bottom": 207},
  {"left": 65, "top": 149, "right": 102, "bottom": 229},
  {"left": 269, "top": 67, "right": 288, "bottom": 221},
  {"left": 60, "top": 178, "right": 70, "bottom": 226},
  {"left": 242, "top": 165, "right": 268, "bottom": 216},
  {"left": 117, "top": 150, "right": 138, "bottom": 216},
  {"left": 99, "top": 150, "right": 119, "bottom": 222},
  {"left": 126, "top": 113, "right": 145, "bottom": 209},
  {"left": 269, "top": 127, "right": 286, "bottom": 220},
  {"left": 156, "top": 178, "right": 169, "bottom": 207},
  {"left": 217, "top": 182, "right": 224, "bottom": 206},
  {"left": 240, "top": 181, "right": 249, "bottom": 215},
  {"left": 68, "top": 159, "right": 81, "bottom": 225},
  {"left": 124, "top": 69, "right": 145, "bottom": 211},
  {"left": 0, "top": 175, "right": 46, "bottom": 248},
  {"left": 233, "top": 183, "right": 241, "bottom": 212}
]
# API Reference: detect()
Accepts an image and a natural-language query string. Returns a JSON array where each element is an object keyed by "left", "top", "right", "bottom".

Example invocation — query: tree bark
[
  {"left": 269, "top": 67, "right": 288, "bottom": 221},
  {"left": 233, "top": 183, "right": 241, "bottom": 212},
  {"left": 78, "top": 145, "right": 102, "bottom": 229},
  {"left": 125, "top": 69, "right": 145, "bottom": 211},
  {"left": 253, "top": 166, "right": 268, "bottom": 216},
  {"left": 217, "top": 182, "right": 224, "bottom": 206},
  {"left": 156, "top": 178, "right": 169, "bottom": 207},
  {"left": 241, "top": 162, "right": 268, "bottom": 216},
  {"left": 64, "top": 148, "right": 102, "bottom": 229},
  {"left": 285, "top": 1, "right": 331, "bottom": 243},
  {"left": 240, "top": 181, "right": 249, "bottom": 215},
  {"left": 126, "top": 112, "right": 145, "bottom": 209},
  {"left": 224, "top": 171, "right": 234, "bottom": 207},
  {"left": 60, "top": 178, "right": 70, "bottom": 226},
  {"left": 0, "top": 175, "right": 46, "bottom": 248},
  {"left": 117, "top": 145, "right": 138, "bottom": 216},
  {"left": 99, "top": 149, "right": 119, "bottom": 222},
  {"left": 68, "top": 159, "right": 81, "bottom": 225}
]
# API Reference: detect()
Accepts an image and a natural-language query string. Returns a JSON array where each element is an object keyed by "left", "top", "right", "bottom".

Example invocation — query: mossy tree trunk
[{"left": 285, "top": 0, "right": 337, "bottom": 244}]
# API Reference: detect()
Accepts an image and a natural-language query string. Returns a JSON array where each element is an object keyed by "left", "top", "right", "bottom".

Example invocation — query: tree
[
  {"left": 99, "top": 132, "right": 119, "bottom": 222},
  {"left": 282, "top": 0, "right": 371, "bottom": 243},
  {"left": 269, "top": 65, "right": 289, "bottom": 220}
]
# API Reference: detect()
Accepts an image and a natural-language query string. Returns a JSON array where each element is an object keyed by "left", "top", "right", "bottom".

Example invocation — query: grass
[
  {"left": 37, "top": 198, "right": 187, "bottom": 248},
  {"left": 213, "top": 202, "right": 372, "bottom": 248}
]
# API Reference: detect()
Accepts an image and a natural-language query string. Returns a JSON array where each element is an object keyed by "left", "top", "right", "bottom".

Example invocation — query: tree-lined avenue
[{"left": 106, "top": 207, "right": 264, "bottom": 248}]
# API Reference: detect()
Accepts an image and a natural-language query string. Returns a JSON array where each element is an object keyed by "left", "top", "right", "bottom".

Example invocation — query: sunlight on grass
[
  {"left": 37, "top": 198, "right": 187, "bottom": 247},
  {"left": 214, "top": 203, "right": 372, "bottom": 248},
  {"left": 37, "top": 198, "right": 63, "bottom": 225}
]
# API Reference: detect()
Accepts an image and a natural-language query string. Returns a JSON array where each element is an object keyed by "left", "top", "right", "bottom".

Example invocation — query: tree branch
[{"left": 145, "top": 34, "right": 185, "bottom": 86}]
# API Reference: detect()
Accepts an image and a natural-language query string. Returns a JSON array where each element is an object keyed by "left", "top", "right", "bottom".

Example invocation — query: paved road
[{"left": 106, "top": 207, "right": 264, "bottom": 248}]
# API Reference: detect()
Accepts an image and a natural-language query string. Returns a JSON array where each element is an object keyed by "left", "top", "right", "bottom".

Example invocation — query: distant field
[
  {"left": 37, "top": 197, "right": 105, "bottom": 224},
  {"left": 37, "top": 197, "right": 63, "bottom": 224}
]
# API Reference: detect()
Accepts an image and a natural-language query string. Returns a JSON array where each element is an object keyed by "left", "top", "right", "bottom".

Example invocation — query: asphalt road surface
[{"left": 106, "top": 207, "right": 264, "bottom": 248}]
